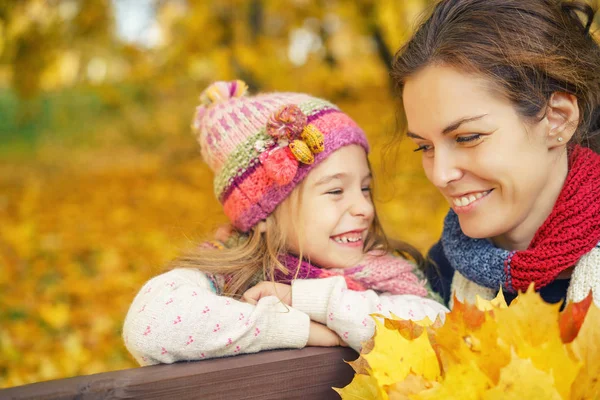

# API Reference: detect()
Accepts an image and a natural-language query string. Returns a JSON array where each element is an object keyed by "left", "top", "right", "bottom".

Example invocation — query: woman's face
[{"left": 403, "top": 65, "right": 569, "bottom": 250}]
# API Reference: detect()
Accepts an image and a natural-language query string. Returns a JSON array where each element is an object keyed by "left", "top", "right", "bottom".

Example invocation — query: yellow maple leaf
[
  {"left": 492, "top": 287, "right": 581, "bottom": 398},
  {"left": 568, "top": 304, "right": 600, "bottom": 400},
  {"left": 475, "top": 289, "right": 508, "bottom": 311},
  {"left": 333, "top": 374, "right": 386, "bottom": 400},
  {"left": 434, "top": 300, "right": 510, "bottom": 383},
  {"left": 363, "top": 317, "right": 441, "bottom": 387},
  {"left": 387, "top": 374, "right": 435, "bottom": 400},
  {"left": 411, "top": 360, "right": 492, "bottom": 400},
  {"left": 482, "top": 353, "right": 562, "bottom": 400},
  {"left": 494, "top": 285, "right": 563, "bottom": 346}
]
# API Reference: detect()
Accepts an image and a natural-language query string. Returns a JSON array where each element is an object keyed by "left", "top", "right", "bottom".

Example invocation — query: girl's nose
[{"left": 350, "top": 190, "right": 375, "bottom": 220}]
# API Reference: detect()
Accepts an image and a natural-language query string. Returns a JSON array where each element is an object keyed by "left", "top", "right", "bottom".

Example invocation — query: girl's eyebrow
[
  {"left": 314, "top": 173, "right": 346, "bottom": 186},
  {"left": 314, "top": 172, "right": 372, "bottom": 186}
]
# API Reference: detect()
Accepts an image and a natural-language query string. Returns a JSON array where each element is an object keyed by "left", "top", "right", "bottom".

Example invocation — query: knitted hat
[{"left": 192, "top": 80, "right": 370, "bottom": 232}]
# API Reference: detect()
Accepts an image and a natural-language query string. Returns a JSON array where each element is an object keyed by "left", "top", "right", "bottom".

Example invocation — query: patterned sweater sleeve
[
  {"left": 123, "top": 268, "right": 310, "bottom": 365},
  {"left": 291, "top": 277, "right": 449, "bottom": 351}
]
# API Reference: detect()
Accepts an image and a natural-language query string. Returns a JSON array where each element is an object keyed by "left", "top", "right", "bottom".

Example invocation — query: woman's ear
[{"left": 545, "top": 92, "right": 579, "bottom": 148}]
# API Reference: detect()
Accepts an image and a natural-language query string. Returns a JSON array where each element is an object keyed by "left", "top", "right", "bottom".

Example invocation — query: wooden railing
[{"left": 2, "top": 347, "right": 357, "bottom": 399}]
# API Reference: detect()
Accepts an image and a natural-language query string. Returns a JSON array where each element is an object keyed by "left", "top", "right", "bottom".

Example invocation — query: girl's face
[
  {"left": 403, "top": 65, "right": 569, "bottom": 250},
  {"left": 279, "top": 145, "right": 375, "bottom": 269}
]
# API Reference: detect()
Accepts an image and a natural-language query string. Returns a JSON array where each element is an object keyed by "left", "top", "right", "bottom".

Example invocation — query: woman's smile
[{"left": 449, "top": 189, "right": 493, "bottom": 213}]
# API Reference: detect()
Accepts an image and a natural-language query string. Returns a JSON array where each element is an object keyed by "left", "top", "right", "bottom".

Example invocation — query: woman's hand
[
  {"left": 242, "top": 281, "right": 292, "bottom": 306},
  {"left": 308, "top": 321, "right": 348, "bottom": 347}
]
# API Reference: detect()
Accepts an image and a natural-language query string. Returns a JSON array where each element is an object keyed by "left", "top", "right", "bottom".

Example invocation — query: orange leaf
[{"left": 559, "top": 292, "right": 592, "bottom": 343}]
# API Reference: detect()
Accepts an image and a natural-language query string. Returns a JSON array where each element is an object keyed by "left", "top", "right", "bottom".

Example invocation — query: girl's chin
[{"left": 319, "top": 254, "right": 365, "bottom": 269}]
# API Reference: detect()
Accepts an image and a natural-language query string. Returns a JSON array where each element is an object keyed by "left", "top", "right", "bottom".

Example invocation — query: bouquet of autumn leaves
[{"left": 335, "top": 288, "right": 599, "bottom": 400}]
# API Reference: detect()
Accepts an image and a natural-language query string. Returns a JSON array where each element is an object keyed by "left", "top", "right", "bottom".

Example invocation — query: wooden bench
[{"left": 2, "top": 347, "right": 357, "bottom": 399}]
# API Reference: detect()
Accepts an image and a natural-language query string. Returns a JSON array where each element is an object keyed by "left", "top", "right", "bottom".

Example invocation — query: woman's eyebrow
[
  {"left": 442, "top": 114, "right": 487, "bottom": 134},
  {"left": 407, "top": 114, "right": 488, "bottom": 139}
]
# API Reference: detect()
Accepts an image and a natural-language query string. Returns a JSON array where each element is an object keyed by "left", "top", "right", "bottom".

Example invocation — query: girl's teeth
[
  {"left": 333, "top": 236, "right": 361, "bottom": 243},
  {"left": 453, "top": 190, "right": 490, "bottom": 207}
]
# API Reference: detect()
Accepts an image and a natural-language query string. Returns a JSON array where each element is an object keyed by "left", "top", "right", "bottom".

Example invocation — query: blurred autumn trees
[
  {"left": 1, "top": 0, "right": 426, "bottom": 99},
  {"left": 9, "top": 0, "right": 598, "bottom": 389}
]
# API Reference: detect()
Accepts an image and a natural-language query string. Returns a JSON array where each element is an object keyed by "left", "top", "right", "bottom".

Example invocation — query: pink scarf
[{"left": 274, "top": 251, "right": 430, "bottom": 297}]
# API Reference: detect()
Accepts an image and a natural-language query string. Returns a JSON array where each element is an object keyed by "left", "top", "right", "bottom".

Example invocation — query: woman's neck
[{"left": 491, "top": 150, "right": 569, "bottom": 251}]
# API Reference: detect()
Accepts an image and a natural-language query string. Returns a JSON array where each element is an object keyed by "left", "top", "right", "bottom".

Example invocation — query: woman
[{"left": 391, "top": 0, "right": 600, "bottom": 306}]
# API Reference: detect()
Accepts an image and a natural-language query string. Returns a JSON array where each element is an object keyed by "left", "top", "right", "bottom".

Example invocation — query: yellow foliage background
[{"left": 2, "top": 0, "right": 598, "bottom": 389}]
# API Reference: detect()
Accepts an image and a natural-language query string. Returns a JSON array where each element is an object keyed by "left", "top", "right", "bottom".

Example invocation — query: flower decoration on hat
[
  {"left": 266, "top": 104, "right": 307, "bottom": 140},
  {"left": 257, "top": 104, "right": 325, "bottom": 185}
]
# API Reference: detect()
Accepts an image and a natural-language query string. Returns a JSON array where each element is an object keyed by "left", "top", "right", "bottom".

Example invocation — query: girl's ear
[
  {"left": 256, "top": 220, "right": 267, "bottom": 233},
  {"left": 545, "top": 92, "right": 579, "bottom": 148}
]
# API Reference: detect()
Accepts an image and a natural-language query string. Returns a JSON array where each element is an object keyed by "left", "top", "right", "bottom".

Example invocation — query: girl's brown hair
[
  {"left": 391, "top": 0, "right": 600, "bottom": 152},
  {"left": 168, "top": 177, "right": 424, "bottom": 297}
]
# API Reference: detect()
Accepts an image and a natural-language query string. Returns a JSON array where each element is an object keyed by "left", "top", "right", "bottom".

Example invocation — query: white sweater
[{"left": 123, "top": 268, "right": 448, "bottom": 365}]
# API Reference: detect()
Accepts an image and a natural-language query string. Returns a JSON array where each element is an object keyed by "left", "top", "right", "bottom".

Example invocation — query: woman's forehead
[{"left": 403, "top": 65, "right": 509, "bottom": 134}]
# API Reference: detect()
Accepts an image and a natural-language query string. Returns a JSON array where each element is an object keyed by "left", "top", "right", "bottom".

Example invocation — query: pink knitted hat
[{"left": 192, "top": 80, "right": 370, "bottom": 232}]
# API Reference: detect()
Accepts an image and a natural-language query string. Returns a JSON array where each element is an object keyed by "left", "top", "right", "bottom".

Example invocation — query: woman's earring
[{"left": 557, "top": 137, "right": 564, "bottom": 142}]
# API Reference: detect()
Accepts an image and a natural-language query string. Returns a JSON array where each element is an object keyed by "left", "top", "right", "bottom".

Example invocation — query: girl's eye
[
  {"left": 413, "top": 144, "right": 433, "bottom": 153},
  {"left": 361, "top": 187, "right": 372, "bottom": 193},
  {"left": 327, "top": 189, "right": 343, "bottom": 195},
  {"left": 456, "top": 134, "right": 482, "bottom": 144}
]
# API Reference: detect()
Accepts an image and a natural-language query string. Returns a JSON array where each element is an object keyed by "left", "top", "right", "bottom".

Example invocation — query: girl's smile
[{"left": 330, "top": 229, "right": 368, "bottom": 247}]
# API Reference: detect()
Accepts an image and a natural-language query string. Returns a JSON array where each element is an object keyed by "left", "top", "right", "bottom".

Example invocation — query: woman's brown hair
[{"left": 391, "top": 0, "right": 600, "bottom": 152}]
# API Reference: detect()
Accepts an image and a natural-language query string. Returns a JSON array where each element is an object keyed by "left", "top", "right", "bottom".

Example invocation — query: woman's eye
[
  {"left": 327, "top": 189, "right": 343, "bottom": 195},
  {"left": 361, "top": 187, "right": 372, "bottom": 194},
  {"left": 456, "top": 134, "right": 482, "bottom": 144},
  {"left": 413, "top": 144, "right": 433, "bottom": 153}
]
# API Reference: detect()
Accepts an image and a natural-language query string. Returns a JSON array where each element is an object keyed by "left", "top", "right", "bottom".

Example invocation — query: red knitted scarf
[{"left": 508, "top": 145, "right": 600, "bottom": 290}]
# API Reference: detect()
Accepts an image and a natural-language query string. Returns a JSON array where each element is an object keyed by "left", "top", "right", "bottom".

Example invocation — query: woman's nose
[{"left": 428, "top": 150, "right": 463, "bottom": 188}]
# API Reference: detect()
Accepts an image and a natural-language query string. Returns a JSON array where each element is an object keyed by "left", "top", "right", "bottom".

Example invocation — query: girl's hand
[
  {"left": 308, "top": 321, "right": 348, "bottom": 347},
  {"left": 242, "top": 281, "right": 292, "bottom": 306}
]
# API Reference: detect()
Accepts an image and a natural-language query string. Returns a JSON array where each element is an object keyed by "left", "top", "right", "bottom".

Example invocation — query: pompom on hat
[{"left": 192, "top": 80, "right": 370, "bottom": 232}]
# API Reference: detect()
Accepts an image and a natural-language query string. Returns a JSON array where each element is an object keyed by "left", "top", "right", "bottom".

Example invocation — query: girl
[
  {"left": 123, "top": 81, "right": 448, "bottom": 365},
  {"left": 392, "top": 0, "right": 600, "bottom": 307}
]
